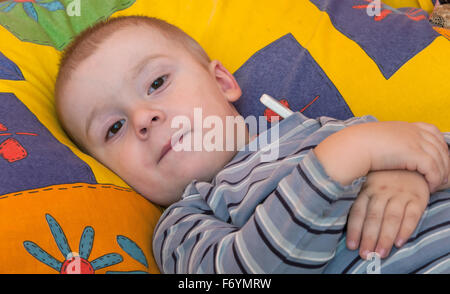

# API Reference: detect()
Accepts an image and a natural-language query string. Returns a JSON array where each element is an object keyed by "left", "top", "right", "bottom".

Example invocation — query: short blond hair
[{"left": 54, "top": 15, "right": 210, "bottom": 104}]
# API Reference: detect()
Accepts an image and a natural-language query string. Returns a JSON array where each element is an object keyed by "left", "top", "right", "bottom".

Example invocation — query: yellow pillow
[
  {"left": 0, "top": 0, "right": 448, "bottom": 273},
  {"left": 382, "top": 0, "right": 435, "bottom": 13},
  {"left": 225, "top": 0, "right": 449, "bottom": 130}
]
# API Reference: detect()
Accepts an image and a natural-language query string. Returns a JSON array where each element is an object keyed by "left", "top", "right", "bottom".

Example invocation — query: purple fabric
[
  {"left": 0, "top": 51, "right": 24, "bottom": 81},
  {"left": 233, "top": 33, "right": 354, "bottom": 135},
  {"left": 309, "top": 0, "right": 440, "bottom": 79},
  {"left": 0, "top": 92, "right": 96, "bottom": 195}
]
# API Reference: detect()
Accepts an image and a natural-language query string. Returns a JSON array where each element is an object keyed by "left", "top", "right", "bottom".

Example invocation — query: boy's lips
[
  {"left": 158, "top": 130, "right": 188, "bottom": 164},
  {"left": 158, "top": 141, "right": 172, "bottom": 164}
]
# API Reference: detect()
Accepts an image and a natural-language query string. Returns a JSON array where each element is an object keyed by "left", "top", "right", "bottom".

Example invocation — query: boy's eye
[
  {"left": 106, "top": 119, "right": 125, "bottom": 140},
  {"left": 148, "top": 75, "right": 168, "bottom": 95}
]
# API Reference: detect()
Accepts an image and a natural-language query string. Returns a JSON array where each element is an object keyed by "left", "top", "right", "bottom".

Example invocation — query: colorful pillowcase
[
  {"left": 0, "top": 0, "right": 449, "bottom": 273},
  {"left": 232, "top": 0, "right": 450, "bottom": 132},
  {"left": 0, "top": 0, "right": 163, "bottom": 274}
]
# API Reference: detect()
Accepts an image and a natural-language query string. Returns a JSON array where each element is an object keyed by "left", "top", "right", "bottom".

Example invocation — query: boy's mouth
[
  {"left": 158, "top": 132, "right": 186, "bottom": 164},
  {"left": 158, "top": 142, "right": 172, "bottom": 164}
]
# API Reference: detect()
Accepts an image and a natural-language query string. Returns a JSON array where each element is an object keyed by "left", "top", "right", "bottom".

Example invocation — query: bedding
[
  {"left": 0, "top": 0, "right": 448, "bottom": 273},
  {"left": 383, "top": 0, "right": 437, "bottom": 13}
]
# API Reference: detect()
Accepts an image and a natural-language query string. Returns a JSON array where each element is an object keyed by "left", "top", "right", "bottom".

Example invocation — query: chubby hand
[
  {"left": 346, "top": 170, "right": 430, "bottom": 260},
  {"left": 315, "top": 121, "right": 449, "bottom": 192},
  {"left": 362, "top": 121, "right": 449, "bottom": 193}
]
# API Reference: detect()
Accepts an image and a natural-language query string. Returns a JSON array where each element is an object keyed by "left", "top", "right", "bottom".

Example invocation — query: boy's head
[{"left": 55, "top": 16, "right": 249, "bottom": 206}]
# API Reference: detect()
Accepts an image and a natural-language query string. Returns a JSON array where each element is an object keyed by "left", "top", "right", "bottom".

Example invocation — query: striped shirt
[{"left": 153, "top": 112, "right": 450, "bottom": 273}]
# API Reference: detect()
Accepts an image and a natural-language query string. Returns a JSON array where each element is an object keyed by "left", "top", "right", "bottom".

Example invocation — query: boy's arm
[
  {"left": 153, "top": 114, "right": 377, "bottom": 274},
  {"left": 153, "top": 149, "right": 366, "bottom": 274},
  {"left": 153, "top": 117, "right": 448, "bottom": 273}
]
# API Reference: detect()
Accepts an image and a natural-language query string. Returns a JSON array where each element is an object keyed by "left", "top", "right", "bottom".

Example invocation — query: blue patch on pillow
[
  {"left": 233, "top": 33, "right": 354, "bottom": 135},
  {"left": 309, "top": 0, "right": 439, "bottom": 79},
  {"left": 0, "top": 92, "right": 96, "bottom": 195},
  {"left": 0, "top": 51, "right": 24, "bottom": 81}
]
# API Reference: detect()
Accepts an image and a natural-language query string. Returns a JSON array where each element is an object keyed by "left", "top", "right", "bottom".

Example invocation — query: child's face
[{"left": 58, "top": 26, "right": 248, "bottom": 206}]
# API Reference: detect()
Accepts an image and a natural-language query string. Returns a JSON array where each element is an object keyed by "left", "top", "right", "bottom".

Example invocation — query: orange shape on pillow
[{"left": 0, "top": 183, "right": 161, "bottom": 274}]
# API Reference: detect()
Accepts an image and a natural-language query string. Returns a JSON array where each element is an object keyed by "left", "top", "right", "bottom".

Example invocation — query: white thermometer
[{"left": 259, "top": 94, "right": 294, "bottom": 119}]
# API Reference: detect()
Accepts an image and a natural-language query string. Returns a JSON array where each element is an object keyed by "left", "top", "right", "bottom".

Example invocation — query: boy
[{"left": 55, "top": 16, "right": 450, "bottom": 273}]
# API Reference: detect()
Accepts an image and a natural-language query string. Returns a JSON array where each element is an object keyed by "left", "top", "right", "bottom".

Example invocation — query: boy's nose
[{"left": 133, "top": 108, "right": 165, "bottom": 140}]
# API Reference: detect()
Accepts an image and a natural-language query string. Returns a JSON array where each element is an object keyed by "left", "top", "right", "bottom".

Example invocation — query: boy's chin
[{"left": 139, "top": 184, "right": 185, "bottom": 207}]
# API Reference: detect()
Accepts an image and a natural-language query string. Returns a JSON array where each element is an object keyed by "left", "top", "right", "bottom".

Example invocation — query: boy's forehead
[
  {"left": 76, "top": 27, "right": 176, "bottom": 80},
  {"left": 98, "top": 25, "right": 175, "bottom": 55},
  {"left": 83, "top": 26, "right": 187, "bottom": 78}
]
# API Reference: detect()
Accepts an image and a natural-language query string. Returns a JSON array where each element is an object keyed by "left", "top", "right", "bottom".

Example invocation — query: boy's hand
[
  {"left": 435, "top": 165, "right": 450, "bottom": 191},
  {"left": 365, "top": 122, "right": 449, "bottom": 193},
  {"left": 315, "top": 121, "right": 449, "bottom": 192},
  {"left": 346, "top": 170, "right": 430, "bottom": 260}
]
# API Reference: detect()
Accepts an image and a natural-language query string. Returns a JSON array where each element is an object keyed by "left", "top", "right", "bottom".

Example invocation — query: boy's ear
[{"left": 209, "top": 60, "right": 242, "bottom": 102}]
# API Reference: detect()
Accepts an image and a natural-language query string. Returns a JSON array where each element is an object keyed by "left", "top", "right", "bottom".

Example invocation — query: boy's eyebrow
[{"left": 131, "top": 54, "right": 166, "bottom": 79}]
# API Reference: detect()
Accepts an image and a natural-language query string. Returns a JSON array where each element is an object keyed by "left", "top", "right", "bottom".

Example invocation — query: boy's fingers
[
  {"left": 414, "top": 122, "right": 449, "bottom": 157},
  {"left": 374, "top": 198, "right": 406, "bottom": 258},
  {"left": 347, "top": 194, "right": 370, "bottom": 250},
  {"left": 420, "top": 131, "right": 448, "bottom": 182},
  {"left": 359, "top": 196, "right": 387, "bottom": 259},
  {"left": 415, "top": 122, "right": 449, "bottom": 183},
  {"left": 419, "top": 140, "right": 446, "bottom": 191},
  {"left": 395, "top": 201, "right": 424, "bottom": 248},
  {"left": 413, "top": 151, "right": 441, "bottom": 193}
]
